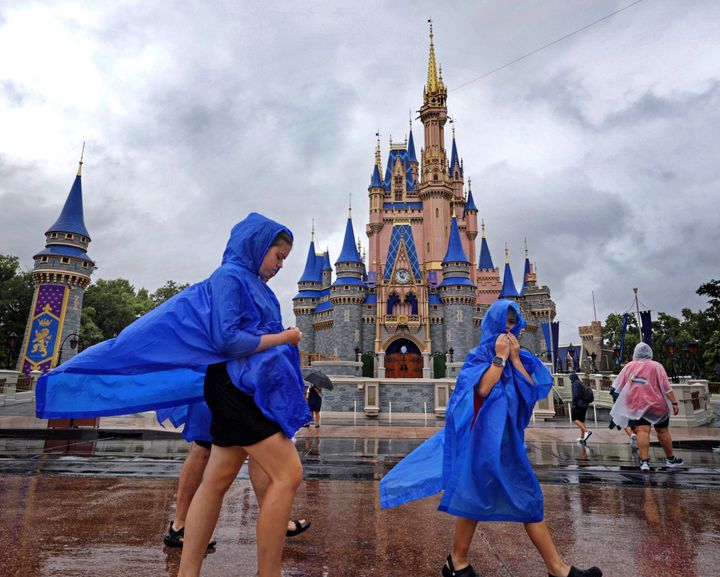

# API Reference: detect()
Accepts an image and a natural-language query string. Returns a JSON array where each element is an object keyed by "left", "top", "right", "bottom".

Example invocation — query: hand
[
  {"left": 283, "top": 327, "right": 303, "bottom": 345},
  {"left": 507, "top": 333, "right": 521, "bottom": 362},
  {"left": 672, "top": 402, "right": 679, "bottom": 416},
  {"left": 494, "top": 334, "right": 510, "bottom": 360}
]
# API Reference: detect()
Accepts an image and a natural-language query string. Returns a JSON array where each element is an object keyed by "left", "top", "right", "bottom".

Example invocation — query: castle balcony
[{"left": 384, "top": 315, "right": 422, "bottom": 334}]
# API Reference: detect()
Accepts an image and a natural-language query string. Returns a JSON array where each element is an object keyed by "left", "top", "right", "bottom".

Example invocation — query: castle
[{"left": 293, "top": 24, "right": 556, "bottom": 378}]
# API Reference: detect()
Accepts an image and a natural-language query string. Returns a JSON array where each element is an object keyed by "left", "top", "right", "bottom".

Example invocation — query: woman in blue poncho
[
  {"left": 380, "top": 300, "right": 602, "bottom": 577},
  {"left": 37, "top": 212, "right": 311, "bottom": 577}
]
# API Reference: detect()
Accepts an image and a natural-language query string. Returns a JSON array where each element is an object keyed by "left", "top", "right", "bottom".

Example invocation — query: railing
[
  {"left": 300, "top": 352, "right": 338, "bottom": 367},
  {"left": 15, "top": 375, "right": 34, "bottom": 392}
]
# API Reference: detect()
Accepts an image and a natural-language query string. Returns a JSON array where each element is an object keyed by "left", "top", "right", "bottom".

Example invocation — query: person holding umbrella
[{"left": 304, "top": 371, "right": 332, "bottom": 427}]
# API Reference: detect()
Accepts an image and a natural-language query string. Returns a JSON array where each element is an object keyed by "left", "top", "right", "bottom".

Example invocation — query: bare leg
[
  {"left": 449, "top": 516, "right": 478, "bottom": 570},
  {"left": 249, "top": 458, "right": 307, "bottom": 533},
  {"left": 524, "top": 521, "right": 571, "bottom": 577},
  {"left": 173, "top": 443, "right": 210, "bottom": 531},
  {"left": 636, "top": 424, "right": 651, "bottom": 461},
  {"left": 655, "top": 427, "right": 674, "bottom": 458},
  {"left": 574, "top": 419, "right": 587, "bottom": 437},
  {"left": 313, "top": 411, "right": 320, "bottom": 426},
  {"left": 244, "top": 432, "right": 303, "bottom": 577},
  {"left": 178, "top": 445, "right": 247, "bottom": 577}
]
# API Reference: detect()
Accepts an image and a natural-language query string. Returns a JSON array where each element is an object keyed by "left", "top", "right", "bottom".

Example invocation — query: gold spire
[
  {"left": 348, "top": 193, "right": 352, "bottom": 218},
  {"left": 468, "top": 177, "right": 472, "bottom": 192},
  {"left": 77, "top": 141, "right": 85, "bottom": 176},
  {"left": 524, "top": 237, "right": 529, "bottom": 259},
  {"left": 375, "top": 131, "right": 382, "bottom": 173},
  {"left": 357, "top": 237, "right": 362, "bottom": 255},
  {"left": 426, "top": 19, "right": 439, "bottom": 93},
  {"left": 504, "top": 242, "right": 510, "bottom": 263},
  {"left": 409, "top": 110, "right": 413, "bottom": 133},
  {"left": 311, "top": 218, "right": 315, "bottom": 243},
  {"left": 481, "top": 218, "right": 486, "bottom": 238}
]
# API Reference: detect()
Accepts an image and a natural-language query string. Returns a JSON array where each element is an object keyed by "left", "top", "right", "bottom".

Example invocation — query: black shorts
[
  {"left": 571, "top": 407, "right": 587, "bottom": 422},
  {"left": 635, "top": 416, "right": 670, "bottom": 429},
  {"left": 204, "top": 362, "right": 281, "bottom": 447},
  {"left": 194, "top": 440, "right": 212, "bottom": 450}
]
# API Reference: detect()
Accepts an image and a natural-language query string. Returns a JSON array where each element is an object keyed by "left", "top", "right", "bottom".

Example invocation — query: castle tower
[
  {"left": 293, "top": 230, "right": 322, "bottom": 355},
  {"left": 418, "top": 20, "right": 453, "bottom": 273},
  {"left": 476, "top": 221, "right": 502, "bottom": 306},
  {"left": 330, "top": 210, "right": 366, "bottom": 359},
  {"left": 517, "top": 240, "right": 556, "bottom": 353},
  {"left": 439, "top": 214, "right": 476, "bottom": 361},
  {"left": 499, "top": 245, "right": 520, "bottom": 300},
  {"left": 18, "top": 156, "right": 95, "bottom": 373},
  {"left": 463, "top": 179, "right": 478, "bottom": 286}
]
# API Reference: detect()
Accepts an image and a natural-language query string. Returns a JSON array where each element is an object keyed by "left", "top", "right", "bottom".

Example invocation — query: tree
[
  {"left": 151, "top": 280, "right": 190, "bottom": 306},
  {"left": 0, "top": 255, "right": 34, "bottom": 368},
  {"left": 82, "top": 279, "right": 142, "bottom": 341}
]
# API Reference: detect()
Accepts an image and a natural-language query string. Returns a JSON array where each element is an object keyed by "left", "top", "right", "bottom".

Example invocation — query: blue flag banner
[
  {"left": 640, "top": 310, "right": 653, "bottom": 348},
  {"left": 551, "top": 321, "right": 560, "bottom": 372},
  {"left": 618, "top": 313, "right": 629, "bottom": 365},
  {"left": 541, "top": 322, "right": 552, "bottom": 359}
]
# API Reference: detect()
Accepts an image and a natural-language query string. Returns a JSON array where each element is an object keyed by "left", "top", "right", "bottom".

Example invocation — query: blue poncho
[
  {"left": 36, "top": 212, "right": 311, "bottom": 438},
  {"left": 379, "top": 300, "right": 552, "bottom": 523}
]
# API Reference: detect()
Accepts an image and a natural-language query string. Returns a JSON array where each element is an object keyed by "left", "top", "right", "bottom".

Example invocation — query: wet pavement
[{"left": 1, "top": 408, "right": 719, "bottom": 576}]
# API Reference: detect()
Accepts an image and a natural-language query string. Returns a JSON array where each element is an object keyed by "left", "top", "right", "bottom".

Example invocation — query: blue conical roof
[
  {"left": 499, "top": 262, "right": 519, "bottom": 298},
  {"left": 322, "top": 250, "right": 332, "bottom": 271},
  {"left": 478, "top": 236, "right": 494, "bottom": 270},
  {"left": 369, "top": 164, "right": 383, "bottom": 189},
  {"left": 521, "top": 257, "right": 531, "bottom": 294},
  {"left": 299, "top": 240, "right": 320, "bottom": 283},
  {"left": 442, "top": 216, "right": 470, "bottom": 264},
  {"left": 46, "top": 167, "right": 90, "bottom": 238},
  {"left": 336, "top": 217, "right": 362, "bottom": 264},
  {"left": 464, "top": 189, "right": 477, "bottom": 213},
  {"left": 407, "top": 129, "right": 417, "bottom": 163},
  {"left": 449, "top": 136, "right": 461, "bottom": 175}
]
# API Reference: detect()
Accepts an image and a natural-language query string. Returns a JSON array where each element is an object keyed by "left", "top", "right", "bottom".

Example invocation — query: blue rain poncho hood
[
  {"left": 380, "top": 300, "right": 552, "bottom": 522},
  {"left": 36, "top": 212, "right": 310, "bottom": 438}
]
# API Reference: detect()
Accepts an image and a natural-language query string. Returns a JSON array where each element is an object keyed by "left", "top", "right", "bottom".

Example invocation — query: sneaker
[
  {"left": 581, "top": 430, "right": 592, "bottom": 443},
  {"left": 665, "top": 456, "right": 685, "bottom": 467},
  {"left": 576, "top": 437, "right": 584, "bottom": 443},
  {"left": 630, "top": 433, "right": 638, "bottom": 450},
  {"left": 639, "top": 460, "right": 650, "bottom": 472}
]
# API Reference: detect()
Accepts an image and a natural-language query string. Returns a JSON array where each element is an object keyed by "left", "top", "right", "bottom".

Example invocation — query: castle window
[
  {"left": 395, "top": 189, "right": 402, "bottom": 202},
  {"left": 433, "top": 174, "right": 438, "bottom": 181},
  {"left": 40, "top": 256, "right": 48, "bottom": 263},
  {"left": 65, "top": 233, "right": 73, "bottom": 240},
  {"left": 435, "top": 208, "right": 439, "bottom": 218},
  {"left": 61, "top": 257, "right": 70, "bottom": 264},
  {"left": 50, "top": 233, "right": 58, "bottom": 238},
  {"left": 82, "top": 262, "right": 89, "bottom": 268},
  {"left": 426, "top": 242, "right": 430, "bottom": 253}
]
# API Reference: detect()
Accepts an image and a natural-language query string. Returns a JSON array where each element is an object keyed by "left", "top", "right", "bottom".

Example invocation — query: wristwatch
[{"left": 492, "top": 356, "right": 506, "bottom": 368}]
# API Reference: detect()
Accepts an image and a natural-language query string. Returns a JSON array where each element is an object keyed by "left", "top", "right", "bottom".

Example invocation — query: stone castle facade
[{"left": 293, "top": 24, "right": 556, "bottom": 378}]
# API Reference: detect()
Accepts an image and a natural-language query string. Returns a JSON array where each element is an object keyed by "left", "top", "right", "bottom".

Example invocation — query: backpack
[{"left": 581, "top": 384, "right": 594, "bottom": 404}]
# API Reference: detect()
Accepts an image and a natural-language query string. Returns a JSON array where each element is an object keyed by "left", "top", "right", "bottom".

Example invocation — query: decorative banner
[
  {"left": 551, "top": 321, "right": 560, "bottom": 372},
  {"left": 21, "top": 284, "right": 69, "bottom": 374},
  {"left": 541, "top": 322, "right": 552, "bottom": 359},
  {"left": 618, "top": 313, "right": 629, "bottom": 365},
  {"left": 640, "top": 310, "right": 653, "bottom": 348}
]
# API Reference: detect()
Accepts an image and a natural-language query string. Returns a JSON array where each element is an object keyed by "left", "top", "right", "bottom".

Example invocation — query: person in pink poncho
[{"left": 609, "top": 342, "right": 684, "bottom": 472}]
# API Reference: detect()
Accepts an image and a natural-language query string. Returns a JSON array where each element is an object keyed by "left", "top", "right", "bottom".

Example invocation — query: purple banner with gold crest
[{"left": 21, "top": 284, "right": 69, "bottom": 374}]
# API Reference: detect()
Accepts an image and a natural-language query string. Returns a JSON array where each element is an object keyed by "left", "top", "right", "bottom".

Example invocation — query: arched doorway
[{"left": 384, "top": 338, "right": 423, "bottom": 378}]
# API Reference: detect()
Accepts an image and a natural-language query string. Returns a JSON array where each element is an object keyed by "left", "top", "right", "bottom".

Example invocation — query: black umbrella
[{"left": 304, "top": 370, "right": 333, "bottom": 391}]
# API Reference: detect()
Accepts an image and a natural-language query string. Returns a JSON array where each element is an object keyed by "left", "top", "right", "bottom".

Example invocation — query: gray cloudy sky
[{"left": 1, "top": 0, "right": 718, "bottom": 344}]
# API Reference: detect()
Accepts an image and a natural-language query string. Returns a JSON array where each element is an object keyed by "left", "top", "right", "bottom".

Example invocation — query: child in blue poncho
[
  {"left": 380, "top": 300, "right": 602, "bottom": 577},
  {"left": 37, "top": 212, "right": 311, "bottom": 577}
]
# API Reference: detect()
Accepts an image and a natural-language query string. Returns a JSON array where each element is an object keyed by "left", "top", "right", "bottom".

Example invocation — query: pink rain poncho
[{"left": 609, "top": 343, "right": 673, "bottom": 428}]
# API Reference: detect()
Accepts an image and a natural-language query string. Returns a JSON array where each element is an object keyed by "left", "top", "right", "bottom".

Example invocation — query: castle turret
[
  {"left": 476, "top": 220, "right": 502, "bottom": 306},
  {"left": 330, "top": 210, "right": 366, "bottom": 359},
  {"left": 439, "top": 214, "right": 476, "bottom": 361},
  {"left": 293, "top": 229, "right": 323, "bottom": 355},
  {"left": 18, "top": 155, "right": 95, "bottom": 373},
  {"left": 499, "top": 244, "right": 520, "bottom": 299},
  {"left": 463, "top": 179, "right": 478, "bottom": 287}
]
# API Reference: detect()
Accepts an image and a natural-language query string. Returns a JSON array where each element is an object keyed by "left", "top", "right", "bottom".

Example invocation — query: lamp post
[
  {"left": 56, "top": 333, "right": 81, "bottom": 367},
  {"left": 590, "top": 351, "right": 597, "bottom": 373},
  {"left": 665, "top": 337, "right": 679, "bottom": 384},
  {"left": 354, "top": 346, "right": 361, "bottom": 363},
  {"left": 5, "top": 332, "right": 18, "bottom": 370},
  {"left": 448, "top": 347, "right": 454, "bottom": 363}
]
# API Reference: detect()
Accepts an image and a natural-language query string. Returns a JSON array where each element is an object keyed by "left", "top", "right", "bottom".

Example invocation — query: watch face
[{"left": 395, "top": 268, "right": 410, "bottom": 284}]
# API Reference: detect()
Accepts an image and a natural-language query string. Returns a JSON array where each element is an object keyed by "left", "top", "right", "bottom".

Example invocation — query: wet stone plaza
[{"left": 1, "top": 408, "right": 719, "bottom": 577}]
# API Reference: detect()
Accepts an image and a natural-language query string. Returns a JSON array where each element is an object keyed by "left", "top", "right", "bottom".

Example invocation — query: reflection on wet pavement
[{"left": 1, "top": 475, "right": 719, "bottom": 577}]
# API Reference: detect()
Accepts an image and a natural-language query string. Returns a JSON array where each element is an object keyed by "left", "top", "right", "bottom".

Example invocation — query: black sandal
[
  {"left": 549, "top": 566, "right": 602, "bottom": 577},
  {"left": 286, "top": 519, "right": 311, "bottom": 537},
  {"left": 441, "top": 554, "right": 479, "bottom": 577},
  {"left": 163, "top": 522, "right": 217, "bottom": 550}
]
